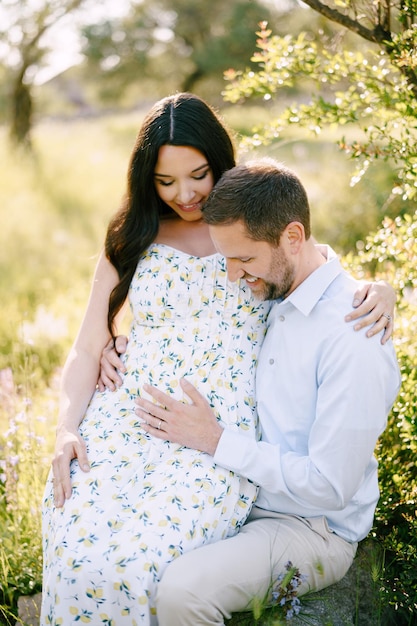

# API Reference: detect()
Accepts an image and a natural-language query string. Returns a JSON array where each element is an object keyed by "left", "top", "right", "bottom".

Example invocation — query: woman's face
[{"left": 154, "top": 145, "right": 215, "bottom": 221}]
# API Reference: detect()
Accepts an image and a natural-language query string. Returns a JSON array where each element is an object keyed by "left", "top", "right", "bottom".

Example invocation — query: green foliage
[
  {"left": 344, "top": 213, "right": 417, "bottom": 620},
  {"left": 0, "top": 368, "right": 53, "bottom": 624},
  {"left": 223, "top": 21, "right": 417, "bottom": 204}
]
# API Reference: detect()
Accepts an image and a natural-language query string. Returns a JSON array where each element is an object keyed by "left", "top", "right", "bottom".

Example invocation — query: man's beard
[
  {"left": 253, "top": 249, "right": 295, "bottom": 301},
  {"left": 259, "top": 272, "right": 294, "bottom": 301}
]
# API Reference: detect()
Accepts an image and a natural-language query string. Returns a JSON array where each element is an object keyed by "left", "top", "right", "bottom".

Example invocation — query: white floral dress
[{"left": 41, "top": 244, "right": 270, "bottom": 625}]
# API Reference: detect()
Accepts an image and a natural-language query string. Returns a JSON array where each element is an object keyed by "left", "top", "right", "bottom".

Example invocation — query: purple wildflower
[{"left": 271, "top": 561, "right": 305, "bottom": 621}]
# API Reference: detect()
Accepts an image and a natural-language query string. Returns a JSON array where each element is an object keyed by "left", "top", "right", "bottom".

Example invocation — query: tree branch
[{"left": 300, "top": 0, "right": 392, "bottom": 44}]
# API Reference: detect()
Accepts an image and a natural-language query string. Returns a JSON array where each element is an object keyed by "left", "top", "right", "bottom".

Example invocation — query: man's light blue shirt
[{"left": 214, "top": 251, "right": 401, "bottom": 542}]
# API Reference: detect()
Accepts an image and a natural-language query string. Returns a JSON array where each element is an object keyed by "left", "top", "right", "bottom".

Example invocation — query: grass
[
  {"left": 0, "top": 365, "right": 52, "bottom": 624},
  {"left": 1, "top": 110, "right": 416, "bottom": 624}
]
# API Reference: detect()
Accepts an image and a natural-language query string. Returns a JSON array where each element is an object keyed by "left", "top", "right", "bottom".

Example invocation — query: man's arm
[
  {"left": 214, "top": 327, "right": 400, "bottom": 510},
  {"left": 97, "top": 335, "right": 128, "bottom": 391}
]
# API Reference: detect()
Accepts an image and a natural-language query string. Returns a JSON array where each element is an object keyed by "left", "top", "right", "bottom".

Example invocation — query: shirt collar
[{"left": 280, "top": 245, "right": 343, "bottom": 317}]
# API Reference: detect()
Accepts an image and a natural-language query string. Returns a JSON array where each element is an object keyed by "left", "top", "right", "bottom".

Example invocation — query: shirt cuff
[{"left": 214, "top": 428, "right": 253, "bottom": 474}]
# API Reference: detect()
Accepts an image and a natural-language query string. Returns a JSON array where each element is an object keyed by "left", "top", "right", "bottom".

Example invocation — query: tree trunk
[
  {"left": 181, "top": 67, "right": 205, "bottom": 93},
  {"left": 10, "top": 77, "right": 33, "bottom": 149}
]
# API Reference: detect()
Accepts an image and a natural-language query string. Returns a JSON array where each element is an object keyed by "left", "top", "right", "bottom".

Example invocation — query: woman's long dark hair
[{"left": 105, "top": 92, "right": 236, "bottom": 337}]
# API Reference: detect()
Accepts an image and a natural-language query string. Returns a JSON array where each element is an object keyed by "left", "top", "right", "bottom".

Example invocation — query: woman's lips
[{"left": 176, "top": 202, "right": 201, "bottom": 213}]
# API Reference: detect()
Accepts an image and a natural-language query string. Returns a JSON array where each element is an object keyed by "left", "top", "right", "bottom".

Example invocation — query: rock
[{"left": 15, "top": 592, "right": 41, "bottom": 626}]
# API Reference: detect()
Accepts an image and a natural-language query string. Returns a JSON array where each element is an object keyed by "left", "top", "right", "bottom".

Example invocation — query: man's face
[{"left": 209, "top": 220, "right": 295, "bottom": 301}]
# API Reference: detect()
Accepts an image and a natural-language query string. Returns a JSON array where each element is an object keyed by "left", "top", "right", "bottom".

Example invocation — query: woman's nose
[{"left": 176, "top": 182, "right": 195, "bottom": 204}]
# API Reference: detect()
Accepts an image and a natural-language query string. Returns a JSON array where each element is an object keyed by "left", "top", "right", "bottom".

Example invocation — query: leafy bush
[
  {"left": 345, "top": 212, "right": 417, "bottom": 620},
  {"left": 223, "top": 22, "right": 417, "bottom": 204}
]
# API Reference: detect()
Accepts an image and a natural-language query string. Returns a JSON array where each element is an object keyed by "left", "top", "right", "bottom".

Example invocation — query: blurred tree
[
  {"left": 0, "top": 0, "right": 87, "bottom": 148},
  {"left": 224, "top": 1, "right": 417, "bottom": 204},
  {"left": 80, "top": 0, "right": 274, "bottom": 103}
]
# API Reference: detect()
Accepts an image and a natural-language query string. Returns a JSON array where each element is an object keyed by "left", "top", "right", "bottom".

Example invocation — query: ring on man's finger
[
  {"left": 382, "top": 313, "right": 392, "bottom": 323},
  {"left": 157, "top": 419, "right": 162, "bottom": 430}
]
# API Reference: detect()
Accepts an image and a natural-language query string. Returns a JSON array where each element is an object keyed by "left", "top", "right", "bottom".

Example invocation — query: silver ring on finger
[
  {"left": 157, "top": 419, "right": 162, "bottom": 430},
  {"left": 382, "top": 313, "right": 392, "bottom": 323}
]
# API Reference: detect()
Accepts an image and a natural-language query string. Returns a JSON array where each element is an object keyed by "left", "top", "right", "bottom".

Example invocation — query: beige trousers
[{"left": 156, "top": 507, "right": 357, "bottom": 626}]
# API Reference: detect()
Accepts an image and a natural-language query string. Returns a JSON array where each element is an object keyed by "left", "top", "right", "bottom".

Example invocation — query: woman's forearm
[{"left": 57, "top": 346, "right": 101, "bottom": 434}]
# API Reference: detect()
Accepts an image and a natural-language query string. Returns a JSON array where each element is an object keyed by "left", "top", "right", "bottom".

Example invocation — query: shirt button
[
  {"left": 269, "top": 358, "right": 274, "bottom": 365},
  {"left": 279, "top": 315, "right": 285, "bottom": 322}
]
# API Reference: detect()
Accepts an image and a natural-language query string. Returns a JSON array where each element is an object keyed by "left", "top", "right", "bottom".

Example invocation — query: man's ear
[{"left": 283, "top": 222, "right": 305, "bottom": 254}]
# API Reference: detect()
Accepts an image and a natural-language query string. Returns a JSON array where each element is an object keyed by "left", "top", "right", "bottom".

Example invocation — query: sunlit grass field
[{"left": 1, "top": 109, "right": 415, "bottom": 623}]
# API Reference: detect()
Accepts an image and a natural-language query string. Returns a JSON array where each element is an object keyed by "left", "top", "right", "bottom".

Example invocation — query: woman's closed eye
[
  {"left": 155, "top": 178, "right": 174, "bottom": 187},
  {"left": 193, "top": 168, "right": 211, "bottom": 181},
  {"left": 155, "top": 167, "right": 211, "bottom": 187}
]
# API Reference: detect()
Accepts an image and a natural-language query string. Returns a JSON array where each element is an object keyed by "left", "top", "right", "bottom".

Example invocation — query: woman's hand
[
  {"left": 345, "top": 281, "right": 396, "bottom": 344},
  {"left": 97, "top": 336, "right": 128, "bottom": 391},
  {"left": 51, "top": 427, "right": 90, "bottom": 507}
]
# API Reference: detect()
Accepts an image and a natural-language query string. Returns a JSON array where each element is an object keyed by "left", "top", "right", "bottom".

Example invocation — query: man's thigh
[
  {"left": 247, "top": 508, "right": 357, "bottom": 595},
  {"left": 156, "top": 509, "right": 357, "bottom": 626}
]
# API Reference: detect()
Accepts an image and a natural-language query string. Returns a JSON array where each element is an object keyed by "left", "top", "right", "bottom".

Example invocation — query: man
[{"left": 134, "top": 158, "right": 401, "bottom": 625}]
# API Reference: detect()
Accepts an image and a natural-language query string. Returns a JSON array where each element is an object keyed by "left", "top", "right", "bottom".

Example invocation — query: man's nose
[{"left": 226, "top": 259, "right": 245, "bottom": 282}]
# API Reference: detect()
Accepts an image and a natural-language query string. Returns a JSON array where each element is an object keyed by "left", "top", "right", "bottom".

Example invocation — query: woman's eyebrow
[
  {"left": 154, "top": 163, "right": 210, "bottom": 178},
  {"left": 191, "top": 163, "right": 210, "bottom": 173}
]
